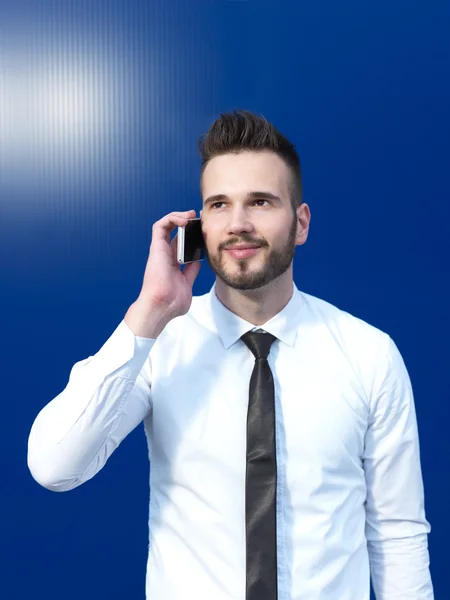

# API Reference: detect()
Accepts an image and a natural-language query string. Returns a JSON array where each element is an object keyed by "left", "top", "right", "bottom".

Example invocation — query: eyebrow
[{"left": 203, "top": 191, "right": 281, "bottom": 206}]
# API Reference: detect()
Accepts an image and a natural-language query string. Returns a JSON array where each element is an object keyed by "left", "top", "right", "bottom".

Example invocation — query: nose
[{"left": 227, "top": 206, "right": 255, "bottom": 236}]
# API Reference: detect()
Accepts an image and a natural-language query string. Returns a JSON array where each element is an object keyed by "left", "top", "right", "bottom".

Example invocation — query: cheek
[
  {"left": 201, "top": 226, "right": 217, "bottom": 252},
  {"left": 262, "top": 223, "right": 284, "bottom": 244},
  {"left": 202, "top": 220, "right": 221, "bottom": 244},
  {"left": 201, "top": 226, "right": 210, "bottom": 243}
]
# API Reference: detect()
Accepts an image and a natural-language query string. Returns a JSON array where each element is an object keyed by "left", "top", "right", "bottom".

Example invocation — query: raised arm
[{"left": 28, "top": 209, "right": 202, "bottom": 492}]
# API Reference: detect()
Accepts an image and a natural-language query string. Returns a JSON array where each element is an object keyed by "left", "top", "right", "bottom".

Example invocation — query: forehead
[{"left": 201, "top": 151, "right": 291, "bottom": 200}]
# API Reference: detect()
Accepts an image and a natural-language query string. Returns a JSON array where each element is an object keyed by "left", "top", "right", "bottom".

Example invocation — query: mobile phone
[{"left": 177, "top": 217, "right": 206, "bottom": 264}]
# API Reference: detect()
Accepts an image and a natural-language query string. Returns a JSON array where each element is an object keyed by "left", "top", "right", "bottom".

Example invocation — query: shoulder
[
  {"left": 300, "top": 289, "right": 386, "bottom": 334},
  {"left": 298, "top": 288, "right": 392, "bottom": 370}
]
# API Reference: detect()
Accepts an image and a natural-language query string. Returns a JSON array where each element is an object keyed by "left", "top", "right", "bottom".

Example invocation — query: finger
[
  {"left": 183, "top": 260, "right": 202, "bottom": 286},
  {"left": 158, "top": 213, "right": 194, "bottom": 231},
  {"left": 152, "top": 211, "right": 196, "bottom": 243},
  {"left": 170, "top": 233, "right": 179, "bottom": 261}
]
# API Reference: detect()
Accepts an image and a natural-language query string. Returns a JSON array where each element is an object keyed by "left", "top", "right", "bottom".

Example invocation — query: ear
[{"left": 295, "top": 203, "right": 311, "bottom": 246}]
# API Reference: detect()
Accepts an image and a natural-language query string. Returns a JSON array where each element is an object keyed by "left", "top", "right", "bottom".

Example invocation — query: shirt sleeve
[
  {"left": 363, "top": 335, "right": 434, "bottom": 599},
  {"left": 27, "top": 319, "right": 156, "bottom": 492}
]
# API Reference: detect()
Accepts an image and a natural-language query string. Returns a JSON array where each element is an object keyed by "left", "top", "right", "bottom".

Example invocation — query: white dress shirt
[{"left": 28, "top": 282, "right": 433, "bottom": 599}]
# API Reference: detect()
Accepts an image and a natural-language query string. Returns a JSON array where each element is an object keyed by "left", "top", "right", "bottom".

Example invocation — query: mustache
[{"left": 219, "top": 236, "right": 268, "bottom": 251}]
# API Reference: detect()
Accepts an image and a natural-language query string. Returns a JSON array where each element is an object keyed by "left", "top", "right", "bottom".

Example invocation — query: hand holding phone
[{"left": 124, "top": 210, "right": 202, "bottom": 338}]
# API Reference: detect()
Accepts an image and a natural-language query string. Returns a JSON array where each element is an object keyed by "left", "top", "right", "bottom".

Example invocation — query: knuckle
[{"left": 153, "top": 213, "right": 186, "bottom": 231}]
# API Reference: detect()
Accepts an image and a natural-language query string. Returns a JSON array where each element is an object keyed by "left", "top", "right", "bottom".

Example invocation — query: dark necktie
[{"left": 241, "top": 330, "right": 278, "bottom": 600}]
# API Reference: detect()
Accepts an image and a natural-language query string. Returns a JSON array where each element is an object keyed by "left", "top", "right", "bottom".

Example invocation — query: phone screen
[{"left": 183, "top": 218, "right": 205, "bottom": 263}]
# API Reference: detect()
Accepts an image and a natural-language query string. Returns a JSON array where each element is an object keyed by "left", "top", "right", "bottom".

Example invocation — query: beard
[{"left": 205, "top": 215, "right": 298, "bottom": 291}]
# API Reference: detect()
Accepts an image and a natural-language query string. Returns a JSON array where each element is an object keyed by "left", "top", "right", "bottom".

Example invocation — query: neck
[{"left": 214, "top": 269, "right": 295, "bottom": 326}]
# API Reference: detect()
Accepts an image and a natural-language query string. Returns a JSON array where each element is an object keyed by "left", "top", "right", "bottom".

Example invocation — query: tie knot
[{"left": 241, "top": 330, "right": 277, "bottom": 360}]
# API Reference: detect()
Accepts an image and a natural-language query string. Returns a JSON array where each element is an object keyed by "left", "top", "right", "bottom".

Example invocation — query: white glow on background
[
  {"left": 33, "top": 60, "right": 106, "bottom": 146},
  {"left": 0, "top": 32, "right": 146, "bottom": 200},
  {"left": 0, "top": 49, "right": 15, "bottom": 177}
]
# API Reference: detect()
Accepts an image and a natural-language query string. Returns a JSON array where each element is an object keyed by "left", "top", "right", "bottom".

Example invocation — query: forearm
[
  {"left": 27, "top": 320, "right": 155, "bottom": 492},
  {"left": 369, "top": 533, "right": 433, "bottom": 598}
]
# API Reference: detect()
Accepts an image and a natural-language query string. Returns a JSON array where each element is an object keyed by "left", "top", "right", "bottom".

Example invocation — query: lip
[{"left": 224, "top": 246, "right": 262, "bottom": 259}]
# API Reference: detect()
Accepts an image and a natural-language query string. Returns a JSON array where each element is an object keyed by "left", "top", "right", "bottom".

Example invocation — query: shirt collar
[{"left": 201, "top": 281, "right": 303, "bottom": 350}]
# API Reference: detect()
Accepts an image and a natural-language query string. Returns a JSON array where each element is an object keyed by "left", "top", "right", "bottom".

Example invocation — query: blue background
[{"left": 1, "top": 1, "right": 448, "bottom": 598}]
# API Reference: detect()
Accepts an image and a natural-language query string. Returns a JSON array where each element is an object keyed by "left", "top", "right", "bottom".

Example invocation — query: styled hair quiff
[{"left": 198, "top": 109, "right": 302, "bottom": 209}]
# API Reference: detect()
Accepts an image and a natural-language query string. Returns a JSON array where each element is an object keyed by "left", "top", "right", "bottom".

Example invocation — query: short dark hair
[{"left": 198, "top": 109, "right": 302, "bottom": 209}]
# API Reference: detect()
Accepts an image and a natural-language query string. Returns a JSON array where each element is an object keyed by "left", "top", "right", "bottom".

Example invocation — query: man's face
[{"left": 200, "top": 150, "right": 306, "bottom": 291}]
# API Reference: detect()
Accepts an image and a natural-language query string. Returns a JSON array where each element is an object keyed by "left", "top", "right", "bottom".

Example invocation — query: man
[{"left": 28, "top": 110, "right": 433, "bottom": 599}]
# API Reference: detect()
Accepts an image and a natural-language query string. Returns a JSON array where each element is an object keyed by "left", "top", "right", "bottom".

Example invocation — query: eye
[
  {"left": 209, "top": 199, "right": 269, "bottom": 209},
  {"left": 211, "top": 198, "right": 268, "bottom": 208}
]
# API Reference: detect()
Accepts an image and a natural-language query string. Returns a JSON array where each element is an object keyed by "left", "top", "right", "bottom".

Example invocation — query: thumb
[{"left": 183, "top": 260, "right": 202, "bottom": 287}]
